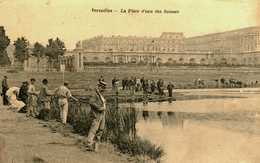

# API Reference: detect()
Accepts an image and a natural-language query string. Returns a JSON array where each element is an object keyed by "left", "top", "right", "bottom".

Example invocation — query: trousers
[
  {"left": 27, "top": 95, "right": 38, "bottom": 117},
  {"left": 86, "top": 111, "right": 106, "bottom": 145},
  {"left": 58, "top": 98, "right": 68, "bottom": 124}
]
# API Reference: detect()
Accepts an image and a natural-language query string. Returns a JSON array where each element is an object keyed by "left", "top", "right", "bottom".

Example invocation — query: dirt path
[{"left": 0, "top": 106, "right": 131, "bottom": 163}]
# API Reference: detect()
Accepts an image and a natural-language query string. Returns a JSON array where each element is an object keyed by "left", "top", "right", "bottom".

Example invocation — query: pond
[{"left": 121, "top": 89, "right": 260, "bottom": 163}]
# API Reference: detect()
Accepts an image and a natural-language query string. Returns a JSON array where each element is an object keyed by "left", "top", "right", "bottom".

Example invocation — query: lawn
[{"left": 1, "top": 65, "right": 260, "bottom": 92}]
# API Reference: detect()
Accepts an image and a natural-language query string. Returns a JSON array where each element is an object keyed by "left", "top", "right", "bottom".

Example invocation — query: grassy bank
[{"left": 46, "top": 96, "right": 164, "bottom": 162}]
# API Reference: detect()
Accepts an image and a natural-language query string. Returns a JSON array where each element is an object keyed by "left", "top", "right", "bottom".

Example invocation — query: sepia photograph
[{"left": 0, "top": 0, "right": 260, "bottom": 163}]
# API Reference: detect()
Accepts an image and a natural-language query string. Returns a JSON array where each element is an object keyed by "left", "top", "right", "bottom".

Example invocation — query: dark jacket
[
  {"left": 2, "top": 79, "right": 8, "bottom": 92},
  {"left": 89, "top": 91, "right": 106, "bottom": 113},
  {"left": 18, "top": 84, "right": 29, "bottom": 103}
]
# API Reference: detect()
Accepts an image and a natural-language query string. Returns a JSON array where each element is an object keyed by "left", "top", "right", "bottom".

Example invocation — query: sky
[{"left": 0, "top": 0, "right": 259, "bottom": 49}]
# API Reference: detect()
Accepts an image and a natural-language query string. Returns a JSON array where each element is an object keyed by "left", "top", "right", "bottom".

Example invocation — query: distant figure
[
  {"left": 98, "top": 76, "right": 105, "bottom": 82},
  {"left": 27, "top": 78, "right": 38, "bottom": 117},
  {"left": 6, "top": 87, "right": 25, "bottom": 111},
  {"left": 84, "top": 81, "right": 107, "bottom": 151},
  {"left": 129, "top": 77, "right": 135, "bottom": 95},
  {"left": 55, "top": 82, "right": 78, "bottom": 125},
  {"left": 167, "top": 82, "right": 174, "bottom": 97},
  {"left": 38, "top": 79, "right": 52, "bottom": 121},
  {"left": 150, "top": 80, "right": 156, "bottom": 94},
  {"left": 18, "top": 81, "right": 29, "bottom": 112},
  {"left": 143, "top": 80, "right": 149, "bottom": 94},
  {"left": 158, "top": 79, "right": 164, "bottom": 96},
  {"left": 112, "top": 77, "right": 119, "bottom": 95},
  {"left": 122, "top": 77, "right": 126, "bottom": 90},
  {"left": 1, "top": 76, "right": 9, "bottom": 105},
  {"left": 141, "top": 77, "right": 145, "bottom": 91},
  {"left": 136, "top": 78, "right": 141, "bottom": 91},
  {"left": 112, "top": 77, "right": 116, "bottom": 89}
]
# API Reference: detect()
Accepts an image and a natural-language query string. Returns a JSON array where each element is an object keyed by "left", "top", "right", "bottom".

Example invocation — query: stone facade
[
  {"left": 65, "top": 26, "right": 260, "bottom": 69},
  {"left": 184, "top": 27, "right": 260, "bottom": 54},
  {"left": 77, "top": 32, "right": 184, "bottom": 53}
]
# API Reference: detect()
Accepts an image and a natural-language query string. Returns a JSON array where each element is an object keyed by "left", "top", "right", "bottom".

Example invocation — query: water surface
[{"left": 127, "top": 89, "right": 260, "bottom": 163}]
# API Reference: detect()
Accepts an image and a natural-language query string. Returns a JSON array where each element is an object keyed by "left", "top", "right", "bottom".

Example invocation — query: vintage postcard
[{"left": 0, "top": 0, "right": 260, "bottom": 163}]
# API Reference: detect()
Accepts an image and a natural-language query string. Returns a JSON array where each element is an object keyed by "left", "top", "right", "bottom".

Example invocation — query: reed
[{"left": 47, "top": 96, "right": 164, "bottom": 161}]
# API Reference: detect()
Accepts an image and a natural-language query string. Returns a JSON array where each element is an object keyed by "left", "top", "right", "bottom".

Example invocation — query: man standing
[
  {"left": 1, "top": 76, "right": 9, "bottom": 105},
  {"left": 167, "top": 82, "right": 174, "bottom": 97},
  {"left": 84, "top": 81, "right": 107, "bottom": 151},
  {"left": 159, "top": 79, "right": 165, "bottom": 96},
  {"left": 18, "top": 81, "right": 29, "bottom": 113},
  {"left": 112, "top": 77, "right": 120, "bottom": 95},
  {"left": 27, "top": 78, "right": 38, "bottom": 117},
  {"left": 150, "top": 80, "right": 156, "bottom": 94},
  {"left": 55, "top": 82, "right": 78, "bottom": 125},
  {"left": 38, "top": 79, "right": 52, "bottom": 121},
  {"left": 157, "top": 79, "right": 161, "bottom": 95},
  {"left": 136, "top": 78, "right": 141, "bottom": 92}
]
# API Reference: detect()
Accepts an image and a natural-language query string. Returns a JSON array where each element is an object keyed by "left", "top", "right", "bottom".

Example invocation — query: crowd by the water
[
  {"left": 111, "top": 76, "right": 174, "bottom": 96},
  {"left": 111, "top": 76, "right": 259, "bottom": 92}
]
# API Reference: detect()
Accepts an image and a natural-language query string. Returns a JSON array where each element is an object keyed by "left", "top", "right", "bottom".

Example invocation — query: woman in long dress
[{"left": 6, "top": 87, "right": 25, "bottom": 111}]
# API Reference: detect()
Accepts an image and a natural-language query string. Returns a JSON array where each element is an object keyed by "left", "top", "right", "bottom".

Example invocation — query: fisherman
[
  {"left": 55, "top": 81, "right": 78, "bottom": 125},
  {"left": 84, "top": 81, "right": 107, "bottom": 151},
  {"left": 167, "top": 82, "right": 174, "bottom": 97},
  {"left": 27, "top": 78, "right": 38, "bottom": 117},
  {"left": 38, "top": 79, "right": 52, "bottom": 121},
  {"left": 18, "top": 81, "right": 29, "bottom": 113},
  {"left": 1, "top": 76, "right": 9, "bottom": 105}
]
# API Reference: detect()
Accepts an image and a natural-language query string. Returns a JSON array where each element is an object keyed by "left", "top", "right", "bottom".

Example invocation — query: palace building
[{"left": 65, "top": 26, "right": 260, "bottom": 71}]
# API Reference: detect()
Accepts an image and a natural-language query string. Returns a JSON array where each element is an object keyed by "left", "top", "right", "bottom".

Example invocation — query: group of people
[
  {"left": 1, "top": 76, "right": 108, "bottom": 152},
  {"left": 1, "top": 77, "right": 58, "bottom": 119},
  {"left": 112, "top": 76, "right": 175, "bottom": 97},
  {"left": 193, "top": 78, "right": 258, "bottom": 89}
]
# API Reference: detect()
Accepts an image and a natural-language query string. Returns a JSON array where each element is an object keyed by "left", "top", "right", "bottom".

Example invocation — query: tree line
[{"left": 0, "top": 26, "right": 66, "bottom": 66}]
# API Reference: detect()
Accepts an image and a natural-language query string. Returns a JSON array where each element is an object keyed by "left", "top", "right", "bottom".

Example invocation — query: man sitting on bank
[{"left": 6, "top": 87, "right": 25, "bottom": 111}]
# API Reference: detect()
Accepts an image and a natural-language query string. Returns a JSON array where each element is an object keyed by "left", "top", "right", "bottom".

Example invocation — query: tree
[
  {"left": 45, "top": 37, "right": 66, "bottom": 61},
  {"left": 0, "top": 26, "right": 11, "bottom": 65},
  {"left": 14, "top": 37, "right": 30, "bottom": 63},
  {"left": 32, "top": 42, "right": 46, "bottom": 72},
  {"left": 32, "top": 42, "right": 45, "bottom": 57}
]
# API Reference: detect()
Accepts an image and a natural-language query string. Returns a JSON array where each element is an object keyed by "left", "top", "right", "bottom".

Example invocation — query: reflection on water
[
  {"left": 120, "top": 96, "right": 260, "bottom": 163},
  {"left": 140, "top": 110, "right": 184, "bottom": 129}
]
